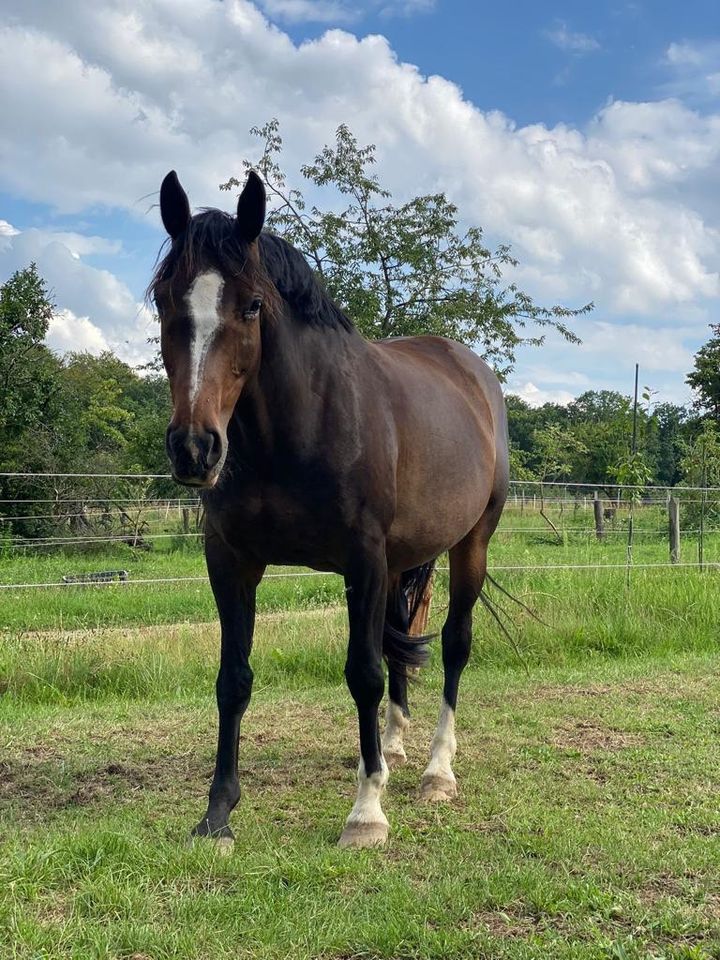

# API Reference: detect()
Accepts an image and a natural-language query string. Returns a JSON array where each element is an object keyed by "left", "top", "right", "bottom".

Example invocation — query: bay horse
[{"left": 150, "top": 170, "right": 509, "bottom": 849}]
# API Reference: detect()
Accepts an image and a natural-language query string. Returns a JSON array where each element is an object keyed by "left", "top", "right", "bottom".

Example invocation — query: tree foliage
[
  {"left": 687, "top": 323, "right": 720, "bottom": 420},
  {"left": 0, "top": 263, "right": 173, "bottom": 536},
  {"left": 0, "top": 264, "right": 59, "bottom": 439},
  {"left": 506, "top": 390, "right": 701, "bottom": 490},
  {"left": 222, "top": 120, "right": 589, "bottom": 378}
]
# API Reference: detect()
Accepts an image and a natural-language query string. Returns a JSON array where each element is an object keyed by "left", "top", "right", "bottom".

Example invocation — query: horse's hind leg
[
  {"left": 383, "top": 667, "right": 410, "bottom": 768},
  {"left": 419, "top": 517, "right": 492, "bottom": 802},
  {"left": 381, "top": 572, "right": 411, "bottom": 768}
]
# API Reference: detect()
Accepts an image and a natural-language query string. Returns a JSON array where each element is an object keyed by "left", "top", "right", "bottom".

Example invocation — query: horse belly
[{"left": 386, "top": 434, "right": 494, "bottom": 570}]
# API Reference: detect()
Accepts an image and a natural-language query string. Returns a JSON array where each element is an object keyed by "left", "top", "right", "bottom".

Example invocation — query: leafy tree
[
  {"left": 505, "top": 395, "right": 569, "bottom": 465},
  {"left": 687, "top": 324, "right": 720, "bottom": 420},
  {"left": 565, "top": 391, "right": 636, "bottom": 486},
  {"left": 508, "top": 444, "right": 537, "bottom": 482},
  {"left": 222, "top": 120, "right": 590, "bottom": 378},
  {"left": 646, "top": 402, "right": 689, "bottom": 487},
  {"left": 125, "top": 375, "right": 173, "bottom": 478},
  {"left": 529, "top": 423, "right": 588, "bottom": 540},
  {"left": 532, "top": 423, "right": 588, "bottom": 484},
  {"left": 680, "top": 419, "right": 720, "bottom": 485},
  {"left": 0, "top": 264, "right": 60, "bottom": 441},
  {"left": 61, "top": 352, "right": 135, "bottom": 455},
  {"left": 679, "top": 420, "right": 720, "bottom": 528}
]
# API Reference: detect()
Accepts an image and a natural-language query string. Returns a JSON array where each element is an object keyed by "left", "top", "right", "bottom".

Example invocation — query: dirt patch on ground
[
  {"left": 0, "top": 752, "right": 211, "bottom": 817},
  {"left": 463, "top": 905, "right": 565, "bottom": 940},
  {"left": 0, "top": 697, "right": 358, "bottom": 821},
  {"left": 532, "top": 673, "right": 719, "bottom": 705},
  {"left": 636, "top": 874, "right": 695, "bottom": 906},
  {"left": 551, "top": 719, "right": 644, "bottom": 753}
]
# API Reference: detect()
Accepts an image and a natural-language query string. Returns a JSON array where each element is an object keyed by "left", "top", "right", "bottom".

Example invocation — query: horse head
[{"left": 152, "top": 170, "right": 269, "bottom": 487}]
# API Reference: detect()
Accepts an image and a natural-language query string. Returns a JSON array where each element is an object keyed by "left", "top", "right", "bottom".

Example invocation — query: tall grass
[{"left": 2, "top": 565, "right": 718, "bottom": 706}]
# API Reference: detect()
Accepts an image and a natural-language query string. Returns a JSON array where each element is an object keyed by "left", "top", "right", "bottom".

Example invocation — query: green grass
[
  {"left": 2, "top": 503, "right": 720, "bottom": 957},
  {"left": 0, "top": 548, "right": 344, "bottom": 631},
  {"left": 1, "top": 500, "right": 718, "bottom": 633},
  {"left": 1, "top": 631, "right": 720, "bottom": 959}
]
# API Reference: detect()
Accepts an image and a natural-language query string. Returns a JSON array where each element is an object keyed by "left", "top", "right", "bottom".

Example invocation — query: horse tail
[{"left": 382, "top": 560, "right": 436, "bottom": 674}]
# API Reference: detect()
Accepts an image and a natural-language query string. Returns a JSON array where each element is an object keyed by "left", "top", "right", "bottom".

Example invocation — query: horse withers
[{"left": 149, "top": 169, "right": 509, "bottom": 849}]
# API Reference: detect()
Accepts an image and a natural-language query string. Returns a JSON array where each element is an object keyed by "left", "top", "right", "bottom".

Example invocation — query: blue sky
[
  {"left": 282, "top": 0, "right": 719, "bottom": 125},
  {"left": 1, "top": 0, "right": 719, "bottom": 405}
]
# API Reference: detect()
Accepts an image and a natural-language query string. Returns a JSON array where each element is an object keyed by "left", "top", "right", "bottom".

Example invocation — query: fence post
[
  {"left": 593, "top": 491, "right": 604, "bottom": 541},
  {"left": 668, "top": 496, "right": 680, "bottom": 565}
]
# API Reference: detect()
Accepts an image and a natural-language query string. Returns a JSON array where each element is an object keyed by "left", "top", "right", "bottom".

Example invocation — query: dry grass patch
[{"left": 550, "top": 719, "right": 644, "bottom": 753}]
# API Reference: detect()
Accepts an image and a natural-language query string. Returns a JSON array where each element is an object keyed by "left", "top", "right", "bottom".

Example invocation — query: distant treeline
[{"left": 506, "top": 391, "right": 696, "bottom": 488}]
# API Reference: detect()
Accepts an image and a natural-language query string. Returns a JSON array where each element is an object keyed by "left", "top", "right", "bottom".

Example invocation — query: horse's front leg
[
  {"left": 192, "top": 530, "right": 265, "bottom": 849},
  {"left": 339, "top": 544, "right": 390, "bottom": 849}
]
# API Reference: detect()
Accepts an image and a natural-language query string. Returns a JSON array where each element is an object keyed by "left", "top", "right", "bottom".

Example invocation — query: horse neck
[{"left": 231, "top": 311, "right": 364, "bottom": 458}]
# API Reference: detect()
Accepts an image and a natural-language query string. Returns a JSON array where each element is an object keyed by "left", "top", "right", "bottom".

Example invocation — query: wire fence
[{"left": 1, "top": 473, "right": 719, "bottom": 592}]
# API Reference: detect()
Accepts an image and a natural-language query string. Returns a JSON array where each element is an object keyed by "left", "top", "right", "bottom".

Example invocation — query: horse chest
[{"left": 208, "top": 483, "right": 345, "bottom": 567}]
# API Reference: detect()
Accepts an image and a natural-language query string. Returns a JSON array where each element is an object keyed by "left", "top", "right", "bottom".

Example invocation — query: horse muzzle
[{"left": 166, "top": 425, "right": 224, "bottom": 487}]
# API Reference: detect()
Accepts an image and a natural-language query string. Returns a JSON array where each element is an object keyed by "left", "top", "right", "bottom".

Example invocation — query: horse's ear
[
  {"left": 236, "top": 170, "right": 266, "bottom": 243},
  {"left": 160, "top": 170, "right": 190, "bottom": 240}
]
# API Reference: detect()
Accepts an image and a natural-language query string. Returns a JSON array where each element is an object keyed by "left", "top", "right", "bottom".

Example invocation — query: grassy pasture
[
  {"left": 0, "top": 498, "right": 718, "bottom": 633},
  {"left": 1, "top": 499, "right": 720, "bottom": 958}
]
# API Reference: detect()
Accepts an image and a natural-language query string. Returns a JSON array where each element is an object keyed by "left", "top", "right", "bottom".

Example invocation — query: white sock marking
[
  {"left": 185, "top": 270, "right": 224, "bottom": 413},
  {"left": 382, "top": 701, "right": 409, "bottom": 760},
  {"left": 344, "top": 757, "right": 389, "bottom": 828},
  {"left": 423, "top": 700, "right": 457, "bottom": 784}
]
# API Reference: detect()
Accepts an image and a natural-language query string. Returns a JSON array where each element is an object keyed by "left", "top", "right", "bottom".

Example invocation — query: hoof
[
  {"left": 214, "top": 836, "right": 234, "bottom": 857},
  {"left": 189, "top": 819, "right": 235, "bottom": 853},
  {"left": 338, "top": 821, "right": 389, "bottom": 849},
  {"left": 187, "top": 832, "right": 235, "bottom": 855},
  {"left": 383, "top": 748, "right": 407, "bottom": 770},
  {"left": 419, "top": 773, "right": 457, "bottom": 803}
]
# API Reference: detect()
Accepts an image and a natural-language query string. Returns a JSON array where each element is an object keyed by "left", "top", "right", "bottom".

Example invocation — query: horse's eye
[{"left": 242, "top": 298, "right": 262, "bottom": 320}]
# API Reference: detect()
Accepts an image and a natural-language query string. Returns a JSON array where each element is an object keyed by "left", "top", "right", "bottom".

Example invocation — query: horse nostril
[
  {"left": 166, "top": 426, "right": 185, "bottom": 459},
  {"left": 206, "top": 429, "right": 222, "bottom": 468}
]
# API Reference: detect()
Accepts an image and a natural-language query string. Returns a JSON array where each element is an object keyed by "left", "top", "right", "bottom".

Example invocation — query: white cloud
[
  {"left": 667, "top": 42, "right": 708, "bottom": 68},
  {"left": 39, "top": 232, "right": 122, "bottom": 259},
  {"left": 254, "top": 0, "right": 435, "bottom": 21},
  {"left": 0, "top": 6, "right": 715, "bottom": 307},
  {"left": 576, "top": 320, "right": 695, "bottom": 373},
  {"left": 378, "top": 0, "right": 436, "bottom": 15},
  {"left": 509, "top": 382, "right": 576, "bottom": 407},
  {"left": 2, "top": 1, "right": 713, "bottom": 321},
  {"left": 0, "top": 219, "right": 19, "bottom": 238},
  {"left": 47, "top": 308, "right": 110, "bottom": 355},
  {"left": 511, "top": 366, "right": 591, "bottom": 389},
  {"left": 662, "top": 41, "right": 720, "bottom": 100},
  {"left": 0, "top": 223, "right": 154, "bottom": 366},
  {"left": 545, "top": 22, "right": 600, "bottom": 54}
]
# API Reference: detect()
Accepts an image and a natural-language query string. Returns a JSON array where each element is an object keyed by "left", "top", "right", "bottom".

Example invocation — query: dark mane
[
  {"left": 258, "top": 233, "right": 354, "bottom": 332},
  {"left": 148, "top": 208, "right": 354, "bottom": 333}
]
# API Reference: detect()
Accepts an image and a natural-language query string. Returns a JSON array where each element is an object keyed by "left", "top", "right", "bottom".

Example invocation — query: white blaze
[{"left": 185, "top": 270, "right": 224, "bottom": 413}]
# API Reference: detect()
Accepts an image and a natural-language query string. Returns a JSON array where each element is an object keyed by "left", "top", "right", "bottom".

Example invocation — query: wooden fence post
[
  {"left": 593, "top": 491, "right": 604, "bottom": 541},
  {"left": 668, "top": 496, "right": 680, "bottom": 564}
]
